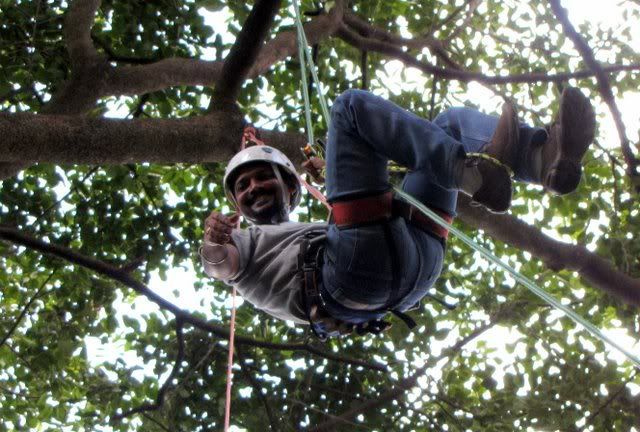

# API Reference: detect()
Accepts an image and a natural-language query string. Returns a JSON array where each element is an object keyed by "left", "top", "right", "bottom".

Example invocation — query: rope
[
  {"left": 223, "top": 286, "right": 237, "bottom": 431},
  {"left": 293, "top": 0, "right": 331, "bottom": 153},
  {"left": 295, "top": 9, "right": 315, "bottom": 147},
  {"left": 291, "top": 2, "right": 640, "bottom": 368},
  {"left": 394, "top": 188, "right": 640, "bottom": 368},
  {"left": 223, "top": 127, "right": 260, "bottom": 431}
]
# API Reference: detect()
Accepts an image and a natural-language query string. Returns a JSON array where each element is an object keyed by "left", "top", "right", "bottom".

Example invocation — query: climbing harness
[
  {"left": 291, "top": 0, "right": 640, "bottom": 367},
  {"left": 331, "top": 190, "right": 453, "bottom": 240}
]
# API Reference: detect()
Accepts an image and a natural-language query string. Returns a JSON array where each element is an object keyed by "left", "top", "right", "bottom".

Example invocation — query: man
[{"left": 200, "top": 88, "right": 595, "bottom": 338}]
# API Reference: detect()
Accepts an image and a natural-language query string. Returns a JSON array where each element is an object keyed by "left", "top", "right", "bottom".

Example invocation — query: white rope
[{"left": 291, "top": 0, "right": 640, "bottom": 370}]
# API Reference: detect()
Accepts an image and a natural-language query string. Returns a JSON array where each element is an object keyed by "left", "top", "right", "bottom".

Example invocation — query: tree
[{"left": 1, "top": 0, "right": 639, "bottom": 430}]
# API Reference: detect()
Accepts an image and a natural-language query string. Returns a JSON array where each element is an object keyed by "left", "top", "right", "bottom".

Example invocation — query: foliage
[{"left": 1, "top": 0, "right": 639, "bottom": 431}]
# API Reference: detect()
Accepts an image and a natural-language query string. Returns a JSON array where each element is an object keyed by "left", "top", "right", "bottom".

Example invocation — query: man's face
[{"left": 234, "top": 164, "right": 287, "bottom": 224}]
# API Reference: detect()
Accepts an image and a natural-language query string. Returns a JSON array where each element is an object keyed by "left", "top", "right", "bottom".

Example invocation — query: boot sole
[{"left": 545, "top": 88, "right": 596, "bottom": 195}]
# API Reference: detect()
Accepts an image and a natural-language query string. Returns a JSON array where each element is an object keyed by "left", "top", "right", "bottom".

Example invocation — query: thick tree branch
[
  {"left": 42, "top": 0, "right": 107, "bottom": 115},
  {"left": 0, "top": 225, "right": 386, "bottom": 372},
  {"left": 39, "top": 1, "right": 345, "bottom": 115},
  {"left": 456, "top": 195, "right": 640, "bottom": 306},
  {"left": 248, "top": 0, "right": 345, "bottom": 77},
  {"left": 548, "top": 0, "right": 640, "bottom": 184},
  {"left": 211, "top": 0, "right": 282, "bottom": 106},
  {"left": 0, "top": 111, "right": 244, "bottom": 165},
  {"left": 63, "top": 0, "right": 100, "bottom": 65},
  {"left": 0, "top": 112, "right": 307, "bottom": 178}
]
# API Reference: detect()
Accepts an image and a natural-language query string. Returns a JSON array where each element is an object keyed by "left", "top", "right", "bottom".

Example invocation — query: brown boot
[
  {"left": 461, "top": 101, "right": 517, "bottom": 213},
  {"left": 463, "top": 155, "right": 513, "bottom": 213},
  {"left": 538, "top": 87, "right": 596, "bottom": 195},
  {"left": 484, "top": 101, "right": 520, "bottom": 169}
]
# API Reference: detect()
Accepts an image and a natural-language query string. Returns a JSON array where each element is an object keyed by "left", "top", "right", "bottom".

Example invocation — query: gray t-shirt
[{"left": 224, "top": 222, "right": 327, "bottom": 324}]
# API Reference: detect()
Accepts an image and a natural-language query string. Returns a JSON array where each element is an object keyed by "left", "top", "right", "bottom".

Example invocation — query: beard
[{"left": 243, "top": 191, "right": 286, "bottom": 224}]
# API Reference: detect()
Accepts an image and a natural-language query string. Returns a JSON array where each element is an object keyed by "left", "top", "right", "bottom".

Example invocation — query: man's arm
[
  {"left": 201, "top": 211, "right": 241, "bottom": 280},
  {"left": 200, "top": 242, "right": 240, "bottom": 280}
]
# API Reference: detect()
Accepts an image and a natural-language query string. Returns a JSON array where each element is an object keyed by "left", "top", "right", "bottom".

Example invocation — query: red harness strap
[{"left": 331, "top": 191, "right": 453, "bottom": 240}]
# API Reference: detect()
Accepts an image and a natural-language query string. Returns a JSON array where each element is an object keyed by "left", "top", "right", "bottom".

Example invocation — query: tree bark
[
  {"left": 0, "top": 111, "right": 308, "bottom": 166},
  {"left": 211, "top": 0, "right": 283, "bottom": 106}
]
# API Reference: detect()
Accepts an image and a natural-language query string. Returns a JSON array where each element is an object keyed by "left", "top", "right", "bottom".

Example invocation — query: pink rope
[
  {"left": 223, "top": 285, "right": 237, "bottom": 431},
  {"left": 299, "top": 176, "right": 331, "bottom": 211},
  {"left": 223, "top": 126, "right": 329, "bottom": 430}
]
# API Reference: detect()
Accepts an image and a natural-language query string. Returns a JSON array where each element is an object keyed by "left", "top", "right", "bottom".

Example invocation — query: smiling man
[{"left": 200, "top": 88, "right": 595, "bottom": 339}]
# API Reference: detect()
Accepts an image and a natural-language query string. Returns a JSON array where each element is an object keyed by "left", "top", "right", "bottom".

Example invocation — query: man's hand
[
  {"left": 204, "top": 211, "right": 240, "bottom": 245},
  {"left": 310, "top": 305, "right": 354, "bottom": 336},
  {"left": 301, "top": 156, "right": 326, "bottom": 184}
]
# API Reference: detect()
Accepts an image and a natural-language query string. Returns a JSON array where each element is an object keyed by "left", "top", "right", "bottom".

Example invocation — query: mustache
[{"left": 246, "top": 187, "right": 272, "bottom": 205}]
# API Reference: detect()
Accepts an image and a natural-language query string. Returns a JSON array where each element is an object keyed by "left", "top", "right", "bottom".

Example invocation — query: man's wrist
[{"left": 199, "top": 243, "right": 229, "bottom": 265}]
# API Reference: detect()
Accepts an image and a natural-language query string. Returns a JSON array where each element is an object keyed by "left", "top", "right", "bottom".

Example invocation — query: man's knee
[
  {"left": 433, "top": 107, "right": 472, "bottom": 138},
  {"left": 331, "top": 89, "right": 371, "bottom": 121},
  {"left": 434, "top": 107, "right": 467, "bottom": 126}
]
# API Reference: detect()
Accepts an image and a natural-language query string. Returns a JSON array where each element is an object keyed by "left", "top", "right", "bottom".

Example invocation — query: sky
[{"left": 84, "top": 1, "right": 640, "bottom": 430}]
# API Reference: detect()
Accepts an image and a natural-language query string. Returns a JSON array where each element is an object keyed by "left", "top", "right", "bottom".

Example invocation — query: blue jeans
[{"left": 320, "top": 90, "right": 545, "bottom": 324}]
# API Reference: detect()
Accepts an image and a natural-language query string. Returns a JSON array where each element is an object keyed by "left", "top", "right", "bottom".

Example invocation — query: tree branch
[
  {"left": 456, "top": 195, "right": 640, "bottom": 306},
  {"left": 0, "top": 225, "right": 386, "bottom": 371},
  {"left": 308, "top": 321, "right": 495, "bottom": 432},
  {"left": 37, "top": 1, "right": 345, "bottom": 114},
  {"left": 443, "top": 0, "right": 482, "bottom": 41},
  {"left": 343, "top": 12, "right": 461, "bottom": 70},
  {"left": 41, "top": 0, "right": 107, "bottom": 115},
  {"left": 63, "top": 0, "right": 100, "bottom": 65},
  {"left": 437, "top": 0, "right": 481, "bottom": 33},
  {"left": 236, "top": 347, "right": 279, "bottom": 431},
  {"left": 579, "top": 370, "right": 639, "bottom": 431},
  {"left": 211, "top": 0, "right": 282, "bottom": 106},
  {"left": 112, "top": 318, "right": 186, "bottom": 421},
  {"left": 548, "top": 0, "right": 640, "bottom": 184},
  {"left": 336, "top": 23, "right": 640, "bottom": 85}
]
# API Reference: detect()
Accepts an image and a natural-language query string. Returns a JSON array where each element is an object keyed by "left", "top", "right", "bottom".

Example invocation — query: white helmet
[{"left": 223, "top": 145, "right": 302, "bottom": 223}]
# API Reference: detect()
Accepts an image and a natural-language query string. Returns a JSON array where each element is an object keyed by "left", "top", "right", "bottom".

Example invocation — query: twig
[
  {"left": 549, "top": 0, "right": 640, "bottom": 183},
  {"left": 285, "top": 397, "right": 369, "bottom": 429},
  {"left": 130, "top": 94, "right": 150, "bottom": 119},
  {"left": 141, "top": 412, "right": 173, "bottom": 432},
  {"left": 236, "top": 347, "right": 279, "bottom": 431},
  {"left": 360, "top": 50, "right": 368, "bottom": 90},
  {"left": 579, "top": 370, "right": 639, "bottom": 431},
  {"left": 437, "top": 0, "right": 481, "bottom": 32},
  {"left": 113, "top": 318, "right": 186, "bottom": 421},
  {"left": 33, "top": 167, "right": 99, "bottom": 225},
  {"left": 0, "top": 270, "right": 56, "bottom": 349},
  {"left": 308, "top": 322, "right": 495, "bottom": 432}
]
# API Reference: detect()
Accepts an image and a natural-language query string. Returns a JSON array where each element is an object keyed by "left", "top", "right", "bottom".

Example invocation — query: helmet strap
[{"left": 271, "top": 163, "right": 291, "bottom": 223}]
